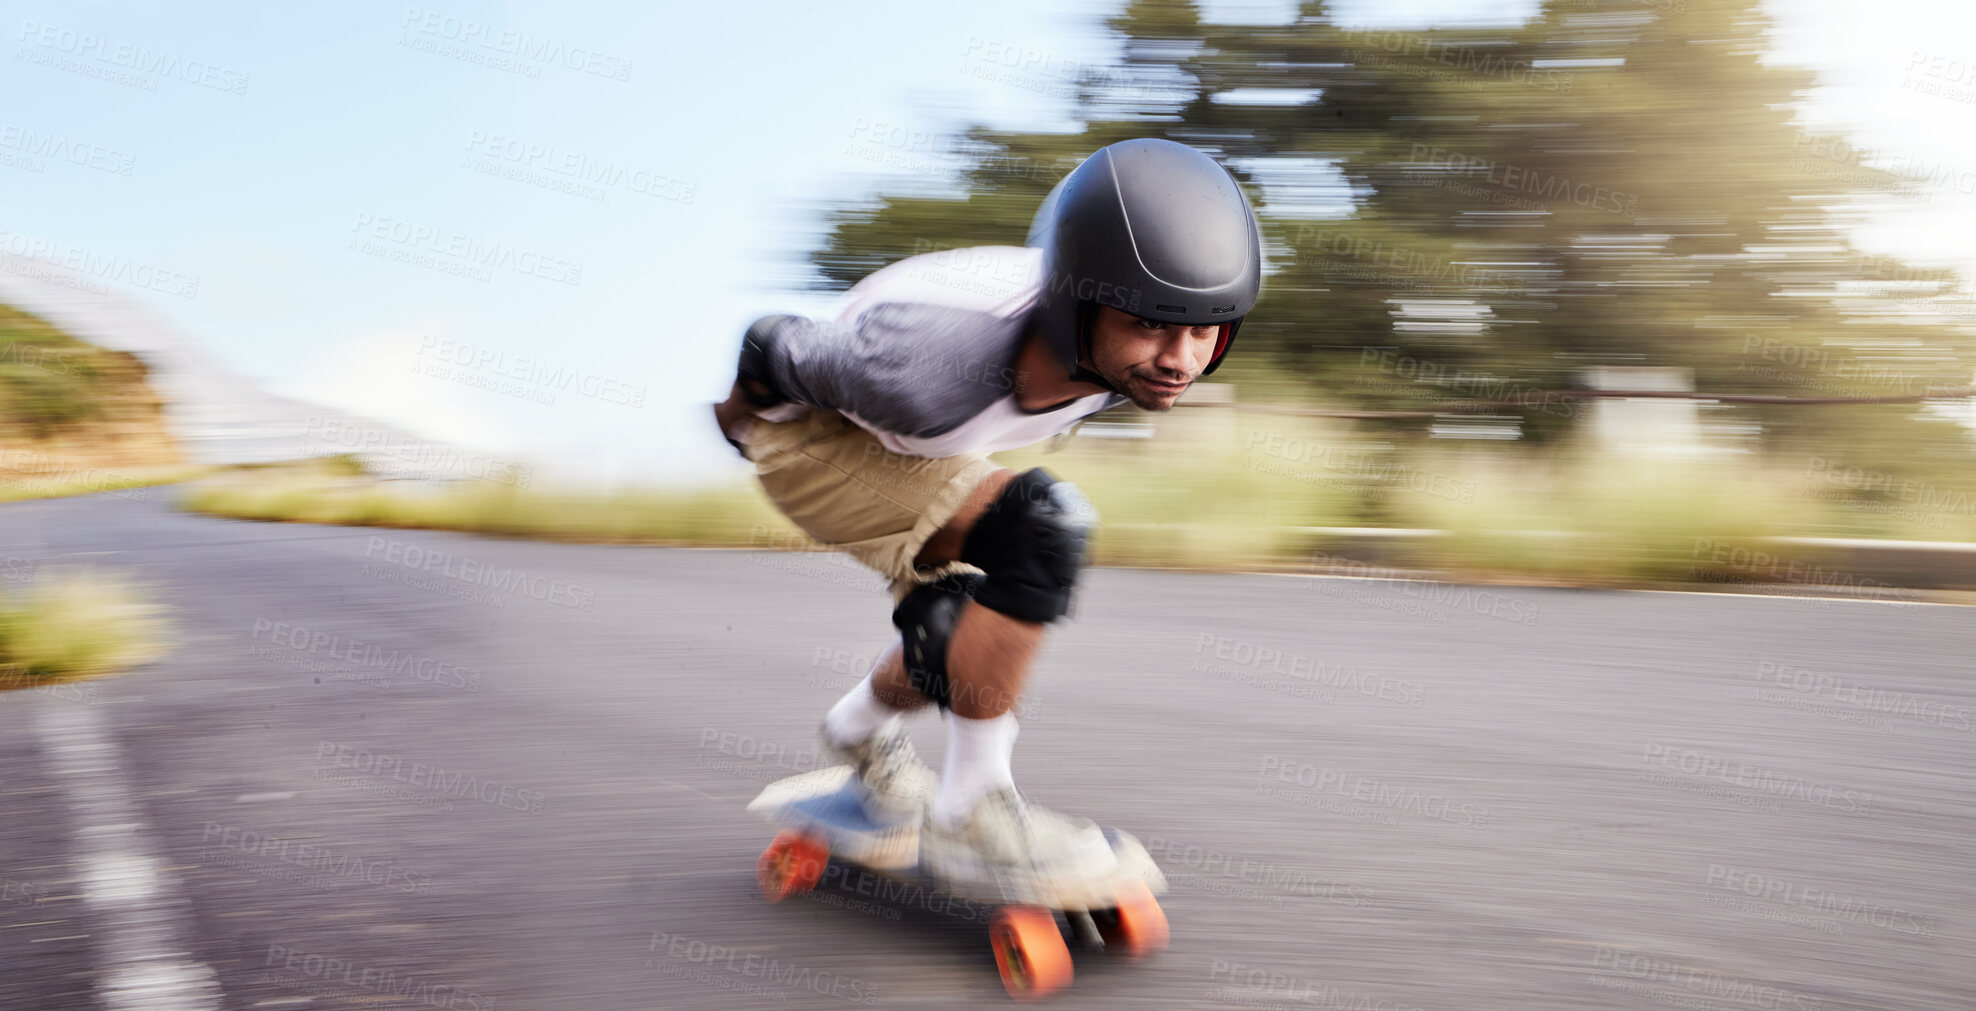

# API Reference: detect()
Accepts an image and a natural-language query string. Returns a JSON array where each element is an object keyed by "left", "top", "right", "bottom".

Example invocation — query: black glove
[{"left": 735, "top": 316, "right": 794, "bottom": 409}]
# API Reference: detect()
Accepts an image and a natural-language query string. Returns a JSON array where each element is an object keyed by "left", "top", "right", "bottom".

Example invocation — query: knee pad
[
  {"left": 890, "top": 572, "right": 984, "bottom": 709},
  {"left": 958, "top": 467, "right": 1095, "bottom": 623}
]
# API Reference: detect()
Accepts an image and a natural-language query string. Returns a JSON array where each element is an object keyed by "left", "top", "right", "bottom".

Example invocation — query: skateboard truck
[{"left": 1068, "top": 909, "right": 1105, "bottom": 951}]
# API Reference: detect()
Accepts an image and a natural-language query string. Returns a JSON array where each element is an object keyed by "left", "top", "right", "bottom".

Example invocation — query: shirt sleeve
[{"left": 740, "top": 303, "right": 1024, "bottom": 439}]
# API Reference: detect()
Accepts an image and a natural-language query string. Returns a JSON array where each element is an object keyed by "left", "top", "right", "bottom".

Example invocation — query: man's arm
[
  {"left": 711, "top": 378, "right": 756, "bottom": 450},
  {"left": 719, "top": 306, "right": 1024, "bottom": 441}
]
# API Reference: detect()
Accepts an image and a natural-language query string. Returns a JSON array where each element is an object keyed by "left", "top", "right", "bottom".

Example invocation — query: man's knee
[{"left": 957, "top": 467, "right": 1096, "bottom": 623}]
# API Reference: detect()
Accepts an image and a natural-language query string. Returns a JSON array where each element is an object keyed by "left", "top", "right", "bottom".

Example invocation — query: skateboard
[{"left": 747, "top": 765, "right": 1169, "bottom": 1002}]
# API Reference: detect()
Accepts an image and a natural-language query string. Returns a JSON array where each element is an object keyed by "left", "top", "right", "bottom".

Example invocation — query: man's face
[{"left": 1085, "top": 305, "right": 1223, "bottom": 411}]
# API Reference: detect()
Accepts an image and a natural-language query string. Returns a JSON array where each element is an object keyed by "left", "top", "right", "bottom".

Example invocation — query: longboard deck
[{"left": 748, "top": 765, "right": 1165, "bottom": 910}]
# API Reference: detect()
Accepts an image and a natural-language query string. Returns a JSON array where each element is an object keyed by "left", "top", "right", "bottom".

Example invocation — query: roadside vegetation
[
  {"left": 173, "top": 411, "right": 1976, "bottom": 592},
  {"left": 0, "top": 570, "right": 172, "bottom": 691},
  {"left": 179, "top": 456, "right": 805, "bottom": 546}
]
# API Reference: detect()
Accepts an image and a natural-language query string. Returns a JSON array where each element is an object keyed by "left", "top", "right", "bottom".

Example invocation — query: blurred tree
[{"left": 809, "top": 0, "right": 1975, "bottom": 449}]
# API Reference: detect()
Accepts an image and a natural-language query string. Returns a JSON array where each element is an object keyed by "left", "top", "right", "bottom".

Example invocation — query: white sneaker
[
  {"left": 818, "top": 720, "right": 929, "bottom": 825},
  {"left": 919, "top": 787, "right": 1125, "bottom": 906}
]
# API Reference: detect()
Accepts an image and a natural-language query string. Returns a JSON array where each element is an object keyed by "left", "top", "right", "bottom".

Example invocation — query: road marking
[{"left": 38, "top": 701, "right": 223, "bottom": 1011}]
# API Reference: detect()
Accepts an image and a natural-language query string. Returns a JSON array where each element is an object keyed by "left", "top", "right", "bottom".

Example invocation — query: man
[{"left": 713, "top": 138, "right": 1262, "bottom": 894}]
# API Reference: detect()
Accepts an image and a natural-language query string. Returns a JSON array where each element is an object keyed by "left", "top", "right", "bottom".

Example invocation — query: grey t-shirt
[{"left": 752, "top": 246, "right": 1125, "bottom": 458}]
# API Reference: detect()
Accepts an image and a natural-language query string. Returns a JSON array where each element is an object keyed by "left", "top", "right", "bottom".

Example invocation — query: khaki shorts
[{"left": 735, "top": 408, "right": 1001, "bottom": 604}]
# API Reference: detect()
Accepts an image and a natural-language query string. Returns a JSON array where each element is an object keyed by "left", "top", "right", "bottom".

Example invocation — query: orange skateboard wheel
[
  {"left": 757, "top": 830, "right": 828, "bottom": 902},
  {"left": 991, "top": 905, "right": 1072, "bottom": 1002},
  {"left": 1095, "top": 882, "right": 1169, "bottom": 958}
]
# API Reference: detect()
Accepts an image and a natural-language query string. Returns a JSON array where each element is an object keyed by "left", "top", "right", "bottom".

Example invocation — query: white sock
[
  {"left": 933, "top": 710, "right": 1019, "bottom": 829},
  {"left": 824, "top": 674, "right": 899, "bottom": 748}
]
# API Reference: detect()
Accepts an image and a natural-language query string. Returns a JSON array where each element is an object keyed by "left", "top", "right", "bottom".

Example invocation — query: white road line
[{"left": 37, "top": 700, "right": 222, "bottom": 1011}]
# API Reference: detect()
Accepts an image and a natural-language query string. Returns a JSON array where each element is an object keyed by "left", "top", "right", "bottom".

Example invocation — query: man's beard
[{"left": 1112, "top": 367, "right": 1188, "bottom": 412}]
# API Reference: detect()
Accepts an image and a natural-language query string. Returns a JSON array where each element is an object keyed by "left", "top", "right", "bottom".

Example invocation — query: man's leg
[
  {"left": 911, "top": 469, "right": 1038, "bottom": 721},
  {"left": 822, "top": 470, "right": 1026, "bottom": 787},
  {"left": 905, "top": 467, "right": 1097, "bottom": 832},
  {"left": 822, "top": 641, "right": 929, "bottom": 747}
]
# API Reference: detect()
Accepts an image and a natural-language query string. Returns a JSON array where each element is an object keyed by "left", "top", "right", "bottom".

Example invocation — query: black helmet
[{"left": 1027, "top": 138, "right": 1262, "bottom": 390}]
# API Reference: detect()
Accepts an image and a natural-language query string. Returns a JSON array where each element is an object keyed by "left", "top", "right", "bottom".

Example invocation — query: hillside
[{"left": 0, "top": 301, "right": 183, "bottom": 496}]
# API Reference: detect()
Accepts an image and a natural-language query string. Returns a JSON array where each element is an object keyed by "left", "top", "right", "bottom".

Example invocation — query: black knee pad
[
  {"left": 958, "top": 467, "right": 1095, "bottom": 623},
  {"left": 890, "top": 571, "right": 985, "bottom": 709}
]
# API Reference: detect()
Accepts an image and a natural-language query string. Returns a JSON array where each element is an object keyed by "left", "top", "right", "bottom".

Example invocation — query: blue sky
[{"left": 4, "top": 0, "right": 1971, "bottom": 485}]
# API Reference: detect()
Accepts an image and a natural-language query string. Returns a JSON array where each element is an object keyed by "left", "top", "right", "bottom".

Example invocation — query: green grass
[
  {"left": 1383, "top": 450, "right": 1830, "bottom": 583},
  {"left": 995, "top": 413, "right": 1362, "bottom": 569},
  {"left": 172, "top": 412, "right": 1975, "bottom": 591},
  {"left": 0, "top": 570, "right": 172, "bottom": 690},
  {"left": 178, "top": 462, "right": 807, "bottom": 546}
]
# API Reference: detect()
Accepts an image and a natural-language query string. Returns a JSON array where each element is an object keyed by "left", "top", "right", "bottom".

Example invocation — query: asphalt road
[{"left": 2, "top": 492, "right": 1971, "bottom": 1010}]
